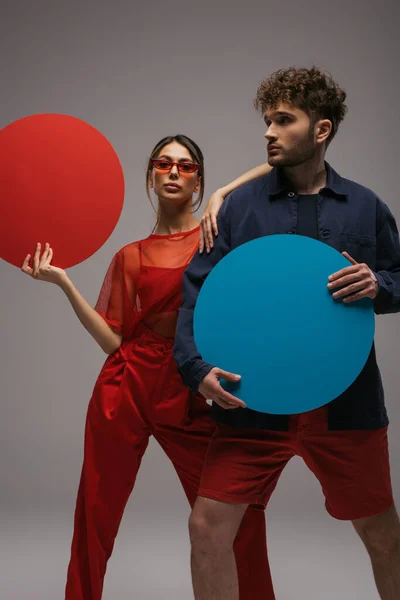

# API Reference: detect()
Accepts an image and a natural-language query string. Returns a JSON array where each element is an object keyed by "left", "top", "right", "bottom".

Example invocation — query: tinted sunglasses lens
[
  {"left": 179, "top": 163, "right": 199, "bottom": 173},
  {"left": 152, "top": 160, "right": 171, "bottom": 171}
]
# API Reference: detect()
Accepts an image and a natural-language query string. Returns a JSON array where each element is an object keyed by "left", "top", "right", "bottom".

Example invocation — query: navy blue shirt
[
  {"left": 173, "top": 163, "right": 400, "bottom": 431},
  {"left": 297, "top": 194, "right": 319, "bottom": 238}
]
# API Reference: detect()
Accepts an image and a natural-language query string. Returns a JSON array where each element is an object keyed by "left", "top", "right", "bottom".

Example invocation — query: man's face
[{"left": 264, "top": 102, "right": 317, "bottom": 167}]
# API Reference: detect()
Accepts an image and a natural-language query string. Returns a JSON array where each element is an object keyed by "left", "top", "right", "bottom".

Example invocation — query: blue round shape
[{"left": 194, "top": 235, "right": 375, "bottom": 414}]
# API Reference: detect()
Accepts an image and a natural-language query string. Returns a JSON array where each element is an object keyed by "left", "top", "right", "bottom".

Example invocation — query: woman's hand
[
  {"left": 21, "top": 243, "right": 68, "bottom": 287},
  {"left": 199, "top": 189, "right": 225, "bottom": 254},
  {"left": 21, "top": 242, "right": 122, "bottom": 353}
]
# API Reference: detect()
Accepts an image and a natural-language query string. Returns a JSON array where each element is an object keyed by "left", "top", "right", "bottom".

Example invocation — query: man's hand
[
  {"left": 327, "top": 251, "right": 379, "bottom": 303},
  {"left": 199, "top": 367, "right": 246, "bottom": 410}
]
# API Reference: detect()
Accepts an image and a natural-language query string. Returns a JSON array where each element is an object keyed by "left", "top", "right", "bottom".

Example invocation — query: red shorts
[{"left": 199, "top": 406, "right": 394, "bottom": 520}]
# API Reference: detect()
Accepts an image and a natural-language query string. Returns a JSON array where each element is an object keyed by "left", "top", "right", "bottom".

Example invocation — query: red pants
[{"left": 65, "top": 325, "right": 274, "bottom": 599}]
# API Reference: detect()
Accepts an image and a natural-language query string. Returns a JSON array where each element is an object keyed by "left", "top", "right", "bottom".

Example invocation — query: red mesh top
[{"left": 95, "top": 225, "right": 200, "bottom": 339}]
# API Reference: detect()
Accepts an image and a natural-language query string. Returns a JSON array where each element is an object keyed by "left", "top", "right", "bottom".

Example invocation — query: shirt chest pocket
[{"left": 340, "top": 233, "right": 377, "bottom": 269}]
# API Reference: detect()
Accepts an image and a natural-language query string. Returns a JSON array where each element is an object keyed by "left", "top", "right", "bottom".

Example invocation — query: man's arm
[
  {"left": 173, "top": 203, "right": 232, "bottom": 392},
  {"left": 328, "top": 199, "right": 400, "bottom": 309},
  {"left": 173, "top": 199, "right": 246, "bottom": 411},
  {"left": 373, "top": 200, "right": 400, "bottom": 314}
]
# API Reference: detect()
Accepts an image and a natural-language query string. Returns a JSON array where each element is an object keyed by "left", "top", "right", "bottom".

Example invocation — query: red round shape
[{"left": 0, "top": 114, "right": 125, "bottom": 268}]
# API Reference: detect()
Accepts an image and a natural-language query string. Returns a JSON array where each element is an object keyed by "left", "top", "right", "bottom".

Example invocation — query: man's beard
[{"left": 268, "top": 128, "right": 316, "bottom": 168}]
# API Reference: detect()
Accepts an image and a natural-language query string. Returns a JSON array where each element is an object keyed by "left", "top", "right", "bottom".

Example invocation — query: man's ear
[{"left": 316, "top": 119, "right": 332, "bottom": 145}]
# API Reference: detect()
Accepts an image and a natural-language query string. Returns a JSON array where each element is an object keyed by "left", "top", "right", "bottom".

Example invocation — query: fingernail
[
  {"left": 327, "top": 282, "right": 332, "bottom": 288},
  {"left": 328, "top": 275, "right": 333, "bottom": 281},
  {"left": 235, "top": 375, "right": 241, "bottom": 380}
]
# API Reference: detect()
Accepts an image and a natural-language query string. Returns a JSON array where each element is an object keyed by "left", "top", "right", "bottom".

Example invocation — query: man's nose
[{"left": 264, "top": 128, "right": 277, "bottom": 141}]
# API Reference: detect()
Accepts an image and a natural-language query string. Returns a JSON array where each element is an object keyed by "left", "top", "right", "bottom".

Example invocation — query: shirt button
[{"left": 288, "top": 192, "right": 295, "bottom": 197}]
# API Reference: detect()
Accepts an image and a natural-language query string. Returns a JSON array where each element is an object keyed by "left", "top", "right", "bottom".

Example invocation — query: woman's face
[{"left": 149, "top": 141, "right": 200, "bottom": 206}]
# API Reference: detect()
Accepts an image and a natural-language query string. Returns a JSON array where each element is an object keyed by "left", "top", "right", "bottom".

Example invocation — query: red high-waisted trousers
[{"left": 65, "top": 324, "right": 274, "bottom": 599}]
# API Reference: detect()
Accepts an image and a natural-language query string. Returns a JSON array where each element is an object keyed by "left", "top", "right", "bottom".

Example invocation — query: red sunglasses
[{"left": 150, "top": 159, "right": 200, "bottom": 174}]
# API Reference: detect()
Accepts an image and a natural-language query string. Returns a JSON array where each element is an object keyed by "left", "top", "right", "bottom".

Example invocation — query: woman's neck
[{"left": 153, "top": 211, "right": 199, "bottom": 235}]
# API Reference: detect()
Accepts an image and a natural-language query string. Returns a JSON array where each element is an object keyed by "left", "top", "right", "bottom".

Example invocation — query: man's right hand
[{"left": 199, "top": 367, "right": 246, "bottom": 410}]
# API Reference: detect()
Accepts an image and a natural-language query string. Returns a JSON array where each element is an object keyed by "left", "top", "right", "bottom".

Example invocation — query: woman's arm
[
  {"left": 199, "top": 162, "right": 272, "bottom": 253},
  {"left": 217, "top": 162, "right": 272, "bottom": 198},
  {"left": 22, "top": 243, "right": 122, "bottom": 354},
  {"left": 60, "top": 278, "right": 123, "bottom": 354}
]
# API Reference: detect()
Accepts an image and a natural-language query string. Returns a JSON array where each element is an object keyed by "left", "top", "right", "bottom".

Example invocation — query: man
[{"left": 173, "top": 66, "right": 400, "bottom": 600}]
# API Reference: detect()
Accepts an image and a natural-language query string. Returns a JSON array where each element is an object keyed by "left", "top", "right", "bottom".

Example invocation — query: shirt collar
[{"left": 268, "top": 161, "right": 349, "bottom": 199}]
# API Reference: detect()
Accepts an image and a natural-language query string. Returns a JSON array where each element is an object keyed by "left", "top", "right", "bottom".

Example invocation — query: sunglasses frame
[{"left": 150, "top": 158, "right": 201, "bottom": 174}]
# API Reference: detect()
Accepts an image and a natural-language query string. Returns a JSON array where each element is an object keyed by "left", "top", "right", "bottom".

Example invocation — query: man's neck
[{"left": 283, "top": 155, "right": 327, "bottom": 195}]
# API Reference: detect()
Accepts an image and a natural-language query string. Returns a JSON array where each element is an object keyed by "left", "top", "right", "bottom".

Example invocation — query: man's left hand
[{"left": 327, "top": 251, "right": 379, "bottom": 303}]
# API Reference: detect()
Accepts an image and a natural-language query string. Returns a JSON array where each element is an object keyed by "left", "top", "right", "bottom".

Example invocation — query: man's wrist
[
  {"left": 191, "top": 363, "right": 214, "bottom": 393},
  {"left": 371, "top": 270, "right": 380, "bottom": 299}
]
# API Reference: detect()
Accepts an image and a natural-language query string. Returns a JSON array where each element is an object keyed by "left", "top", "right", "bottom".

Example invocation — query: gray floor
[
  {"left": 1, "top": 503, "right": 379, "bottom": 599},
  {"left": 0, "top": 446, "right": 384, "bottom": 599}
]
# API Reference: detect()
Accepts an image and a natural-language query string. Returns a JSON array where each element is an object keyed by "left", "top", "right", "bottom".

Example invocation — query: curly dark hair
[{"left": 254, "top": 66, "right": 348, "bottom": 143}]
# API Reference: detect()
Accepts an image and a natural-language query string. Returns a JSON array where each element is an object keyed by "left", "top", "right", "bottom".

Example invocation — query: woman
[{"left": 21, "top": 135, "right": 273, "bottom": 600}]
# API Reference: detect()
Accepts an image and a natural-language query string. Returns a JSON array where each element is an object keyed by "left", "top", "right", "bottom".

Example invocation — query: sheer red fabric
[{"left": 95, "top": 226, "right": 200, "bottom": 339}]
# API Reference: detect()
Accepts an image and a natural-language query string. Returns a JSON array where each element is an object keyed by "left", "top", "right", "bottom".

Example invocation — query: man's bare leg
[
  {"left": 189, "top": 496, "right": 248, "bottom": 600},
  {"left": 352, "top": 505, "right": 400, "bottom": 599}
]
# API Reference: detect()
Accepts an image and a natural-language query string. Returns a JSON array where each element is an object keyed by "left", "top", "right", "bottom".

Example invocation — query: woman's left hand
[{"left": 199, "top": 190, "right": 225, "bottom": 254}]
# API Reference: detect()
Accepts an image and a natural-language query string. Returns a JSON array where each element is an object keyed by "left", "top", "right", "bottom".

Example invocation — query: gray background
[{"left": 1, "top": 0, "right": 399, "bottom": 598}]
